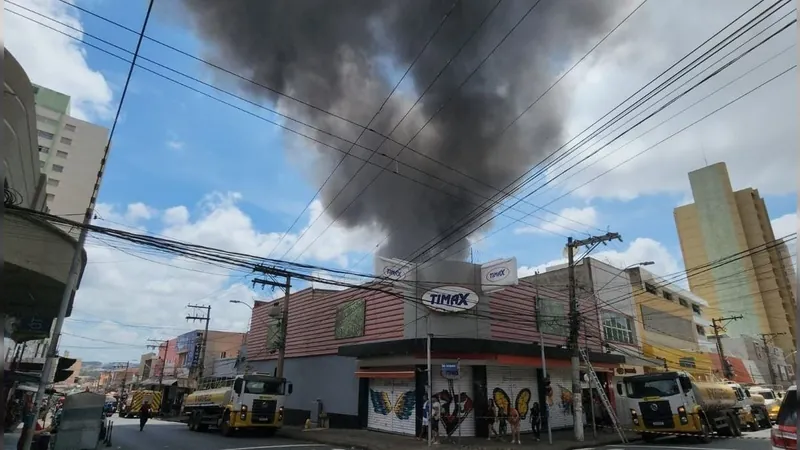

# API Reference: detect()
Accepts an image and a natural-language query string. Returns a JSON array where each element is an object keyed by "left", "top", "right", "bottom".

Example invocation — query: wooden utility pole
[
  {"left": 253, "top": 265, "right": 292, "bottom": 379},
  {"left": 119, "top": 361, "right": 131, "bottom": 396},
  {"left": 759, "top": 332, "right": 786, "bottom": 386},
  {"left": 711, "top": 315, "right": 743, "bottom": 379},
  {"left": 187, "top": 305, "right": 211, "bottom": 382},
  {"left": 566, "top": 232, "right": 621, "bottom": 442},
  {"left": 147, "top": 339, "right": 170, "bottom": 385}
]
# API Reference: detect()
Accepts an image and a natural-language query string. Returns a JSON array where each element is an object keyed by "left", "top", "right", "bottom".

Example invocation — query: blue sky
[{"left": 7, "top": 0, "right": 796, "bottom": 362}]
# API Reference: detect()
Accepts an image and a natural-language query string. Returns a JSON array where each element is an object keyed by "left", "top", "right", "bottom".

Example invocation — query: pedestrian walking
[
  {"left": 430, "top": 395, "right": 441, "bottom": 444},
  {"left": 508, "top": 405, "right": 521, "bottom": 444},
  {"left": 139, "top": 401, "right": 151, "bottom": 431},
  {"left": 486, "top": 399, "right": 498, "bottom": 440},
  {"left": 530, "top": 402, "right": 541, "bottom": 441},
  {"left": 417, "top": 394, "right": 430, "bottom": 441}
]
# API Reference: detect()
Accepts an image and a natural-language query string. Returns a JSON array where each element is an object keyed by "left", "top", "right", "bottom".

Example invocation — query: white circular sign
[
  {"left": 422, "top": 285, "right": 479, "bottom": 313},
  {"left": 382, "top": 265, "right": 408, "bottom": 279},
  {"left": 484, "top": 264, "right": 510, "bottom": 282}
]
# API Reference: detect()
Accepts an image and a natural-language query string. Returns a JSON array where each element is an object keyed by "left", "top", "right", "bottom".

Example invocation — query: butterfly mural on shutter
[
  {"left": 493, "top": 387, "right": 532, "bottom": 419},
  {"left": 369, "top": 389, "right": 416, "bottom": 420}
]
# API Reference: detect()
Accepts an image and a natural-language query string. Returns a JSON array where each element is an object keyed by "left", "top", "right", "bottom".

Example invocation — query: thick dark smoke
[{"left": 180, "top": 0, "right": 624, "bottom": 262}]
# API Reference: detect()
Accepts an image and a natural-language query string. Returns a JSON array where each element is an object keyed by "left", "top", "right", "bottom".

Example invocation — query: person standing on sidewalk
[
  {"left": 417, "top": 394, "right": 430, "bottom": 441},
  {"left": 139, "top": 401, "right": 152, "bottom": 431},
  {"left": 508, "top": 405, "right": 521, "bottom": 445},
  {"left": 430, "top": 395, "right": 441, "bottom": 445},
  {"left": 486, "top": 399, "right": 498, "bottom": 440},
  {"left": 530, "top": 402, "right": 541, "bottom": 442}
]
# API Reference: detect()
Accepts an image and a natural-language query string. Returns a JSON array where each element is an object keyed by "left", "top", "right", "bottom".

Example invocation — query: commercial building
[
  {"left": 674, "top": 162, "right": 796, "bottom": 355},
  {"left": 3, "top": 49, "right": 86, "bottom": 346},
  {"left": 245, "top": 257, "right": 624, "bottom": 436},
  {"left": 714, "top": 335, "right": 794, "bottom": 388},
  {"left": 33, "top": 85, "right": 109, "bottom": 223}
]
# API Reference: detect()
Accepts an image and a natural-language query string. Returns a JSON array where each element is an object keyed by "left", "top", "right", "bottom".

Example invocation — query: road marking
[{"left": 221, "top": 445, "right": 329, "bottom": 450}]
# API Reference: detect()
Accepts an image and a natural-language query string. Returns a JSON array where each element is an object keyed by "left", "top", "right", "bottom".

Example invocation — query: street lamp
[{"left": 229, "top": 299, "right": 253, "bottom": 310}]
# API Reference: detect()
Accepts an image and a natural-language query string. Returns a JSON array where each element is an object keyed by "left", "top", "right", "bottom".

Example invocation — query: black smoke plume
[{"left": 179, "top": 0, "right": 623, "bottom": 261}]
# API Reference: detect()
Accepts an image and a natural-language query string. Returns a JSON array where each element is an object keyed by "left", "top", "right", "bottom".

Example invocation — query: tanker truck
[
  {"left": 618, "top": 371, "right": 743, "bottom": 443},
  {"left": 181, "top": 373, "right": 293, "bottom": 436}
]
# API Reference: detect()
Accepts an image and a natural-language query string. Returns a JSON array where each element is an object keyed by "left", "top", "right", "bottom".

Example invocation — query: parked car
[{"left": 771, "top": 385, "right": 796, "bottom": 450}]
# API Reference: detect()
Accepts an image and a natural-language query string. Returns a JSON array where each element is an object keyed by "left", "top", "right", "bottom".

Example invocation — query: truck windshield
[
  {"left": 759, "top": 391, "right": 776, "bottom": 400},
  {"left": 625, "top": 378, "right": 680, "bottom": 398},
  {"left": 244, "top": 380, "right": 285, "bottom": 395}
]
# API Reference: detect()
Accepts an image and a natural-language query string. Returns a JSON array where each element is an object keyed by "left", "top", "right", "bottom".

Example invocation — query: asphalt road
[
  {"left": 109, "top": 418, "right": 342, "bottom": 450},
  {"left": 577, "top": 428, "right": 774, "bottom": 450}
]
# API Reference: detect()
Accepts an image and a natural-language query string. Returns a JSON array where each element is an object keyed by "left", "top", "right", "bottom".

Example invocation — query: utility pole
[
  {"left": 147, "top": 339, "right": 170, "bottom": 385},
  {"left": 252, "top": 265, "right": 292, "bottom": 379},
  {"left": 567, "top": 232, "right": 621, "bottom": 442},
  {"left": 711, "top": 315, "right": 743, "bottom": 379},
  {"left": 534, "top": 271, "right": 552, "bottom": 445},
  {"left": 760, "top": 332, "right": 786, "bottom": 386},
  {"left": 119, "top": 361, "right": 131, "bottom": 396},
  {"left": 187, "top": 305, "right": 211, "bottom": 382}
]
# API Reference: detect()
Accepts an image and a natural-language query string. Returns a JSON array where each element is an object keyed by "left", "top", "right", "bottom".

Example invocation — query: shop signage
[
  {"left": 375, "top": 256, "right": 415, "bottom": 281},
  {"left": 422, "top": 286, "right": 479, "bottom": 313},
  {"left": 441, "top": 362, "right": 460, "bottom": 380},
  {"left": 480, "top": 257, "right": 519, "bottom": 293}
]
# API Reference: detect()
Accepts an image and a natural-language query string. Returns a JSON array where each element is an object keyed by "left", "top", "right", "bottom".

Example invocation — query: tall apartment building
[
  {"left": 33, "top": 84, "right": 109, "bottom": 220},
  {"left": 674, "top": 162, "right": 796, "bottom": 355}
]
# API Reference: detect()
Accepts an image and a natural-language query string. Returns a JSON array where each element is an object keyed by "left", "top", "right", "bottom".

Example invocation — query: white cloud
[
  {"left": 62, "top": 191, "right": 384, "bottom": 362},
  {"left": 514, "top": 206, "right": 598, "bottom": 235},
  {"left": 771, "top": 213, "right": 797, "bottom": 240},
  {"left": 6, "top": 0, "right": 114, "bottom": 121},
  {"left": 166, "top": 140, "right": 185, "bottom": 150},
  {"left": 539, "top": 0, "right": 797, "bottom": 202},
  {"left": 518, "top": 237, "right": 681, "bottom": 280}
]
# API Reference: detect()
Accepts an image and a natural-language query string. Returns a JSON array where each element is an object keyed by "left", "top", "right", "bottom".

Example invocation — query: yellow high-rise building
[{"left": 674, "top": 162, "right": 796, "bottom": 356}]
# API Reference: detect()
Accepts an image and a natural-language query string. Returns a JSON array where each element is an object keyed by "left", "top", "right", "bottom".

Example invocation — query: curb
[{"left": 278, "top": 431, "right": 368, "bottom": 450}]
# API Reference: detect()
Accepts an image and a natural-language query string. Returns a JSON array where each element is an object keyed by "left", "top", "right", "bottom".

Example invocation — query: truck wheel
[
  {"left": 749, "top": 419, "right": 759, "bottom": 432},
  {"left": 188, "top": 412, "right": 199, "bottom": 431}
]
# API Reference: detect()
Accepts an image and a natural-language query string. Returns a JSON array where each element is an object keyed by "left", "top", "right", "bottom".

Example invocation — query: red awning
[{"left": 355, "top": 369, "right": 415, "bottom": 379}]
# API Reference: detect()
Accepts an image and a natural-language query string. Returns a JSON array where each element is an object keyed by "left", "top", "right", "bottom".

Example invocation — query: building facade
[
  {"left": 245, "top": 259, "right": 624, "bottom": 436},
  {"left": 33, "top": 84, "right": 109, "bottom": 222},
  {"left": 674, "top": 162, "right": 796, "bottom": 355}
]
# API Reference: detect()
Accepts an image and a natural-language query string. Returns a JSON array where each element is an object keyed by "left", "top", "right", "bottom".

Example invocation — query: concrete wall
[{"left": 248, "top": 355, "right": 360, "bottom": 418}]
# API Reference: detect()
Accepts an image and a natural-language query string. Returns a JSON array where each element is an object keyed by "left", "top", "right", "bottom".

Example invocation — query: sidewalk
[{"left": 278, "top": 427, "right": 639, "bottom": 450}]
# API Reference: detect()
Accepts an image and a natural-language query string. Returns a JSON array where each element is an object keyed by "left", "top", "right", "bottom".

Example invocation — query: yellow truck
[
  {"left": 182, "top": 373, "right": 293, "bottom": 436},
  {"left": 618, "top": 371, "right": 744, "bottom": 443},
  {"left": 122, "top": 389, "right": 162, "bottom": 418}
]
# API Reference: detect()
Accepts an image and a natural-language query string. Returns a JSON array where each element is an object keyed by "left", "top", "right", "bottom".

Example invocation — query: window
[
  {"left": 662, "top": 291, "right": 673, "bottom": 301},
  {"left": 46, "top": 193, "right": 55, "bottom": 202},
  {"left": 696, "top": 325, "right": 705, "bottom": 336},
  {"left": 644, "top": 283, "right": 657, "bottom": 294},
  {"left": 679, "top": 298, "right": 689, "bottom": 307},
  {"left": 52, "top": 164, "right": 64, "bottom": 173},
  {"left": 40, "top": 161, "right": 45, "bottom": 169},
  {"left": 38, "top": 130, "right": 54, "bottom": 140},
  {"left": 60, "top": 137, "right": 72, "bottom": 145},
  {"left": 678, "top": 356, "right": 696, "bottom": 368},
  {"left": 56, "top": 150, "right": 68, "bottom": 158},
  {"left": 38, "top": 145, "right": 49, "bottom": 154},
  {"left": 602, "top": 312, "right": 635, "bottom": 344},
  {"left": 538, "top": 298, "right": 569, "bottom": 337},
  {"left": 64, "top": 123, "right": 76, "bottom": 132},
  {"left": 334, "top": 299, "right": 366, "bottom": 339},
  {"left": 47, "top": 178, "right": 60, "bottom": 187},
  {"left": 220, "top": 351, "right": 227, "bottom": 358},
  {"left": 691, "top": 304, "right": 702, "bottom": 315}
]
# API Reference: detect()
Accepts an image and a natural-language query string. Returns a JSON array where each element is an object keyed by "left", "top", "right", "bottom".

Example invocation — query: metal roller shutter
[
  {"left": 546, "top": 369, "right": 574, "bottom": 430},
  {"left": 432, "top": 365, "right": 475, "bottom": 438},
  {"left": 367, "top": 378, "right": 417, "bottom": 435},
  {"left": 486, "top": 366, "right": 539, "bottom": 433}
]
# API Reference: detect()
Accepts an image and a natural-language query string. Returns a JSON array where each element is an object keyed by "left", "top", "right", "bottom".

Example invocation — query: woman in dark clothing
[
  {"left": 139, "top": 401, "right": 151, "bottom": 431},
  {"left": 530, "top": 402, "right": 541, "bottom": 441}
]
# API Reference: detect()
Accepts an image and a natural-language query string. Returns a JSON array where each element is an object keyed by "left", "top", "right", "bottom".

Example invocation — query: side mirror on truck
[
  {"left": 679, "top": 377, "right": 692, "bottom": 392},
  {"left": 616, "top": 382, "right": 623, "bottom": 396},
  {"left": 287, "top": 383, "right": 293, "bottom": 395},
  {"left": 234, "top": 378, "right": 243, "bottom": 394}
]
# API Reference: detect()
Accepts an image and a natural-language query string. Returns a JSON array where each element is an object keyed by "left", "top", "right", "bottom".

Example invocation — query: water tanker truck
[
  {"left": 618, "top": 371, "right": 744, "bottom": 443},
  {"left": 181, "top": 373, "right": 293, "bottom": 436}
]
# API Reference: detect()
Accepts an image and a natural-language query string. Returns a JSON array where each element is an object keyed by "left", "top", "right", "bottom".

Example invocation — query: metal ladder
[{"left": 579, "top": 347, "right": 628, "bottom": 443}]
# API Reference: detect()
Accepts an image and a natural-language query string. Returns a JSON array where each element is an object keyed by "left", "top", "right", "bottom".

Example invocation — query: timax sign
[{"left": 422, "top": 286, "right": 479, "bottom": 313}]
